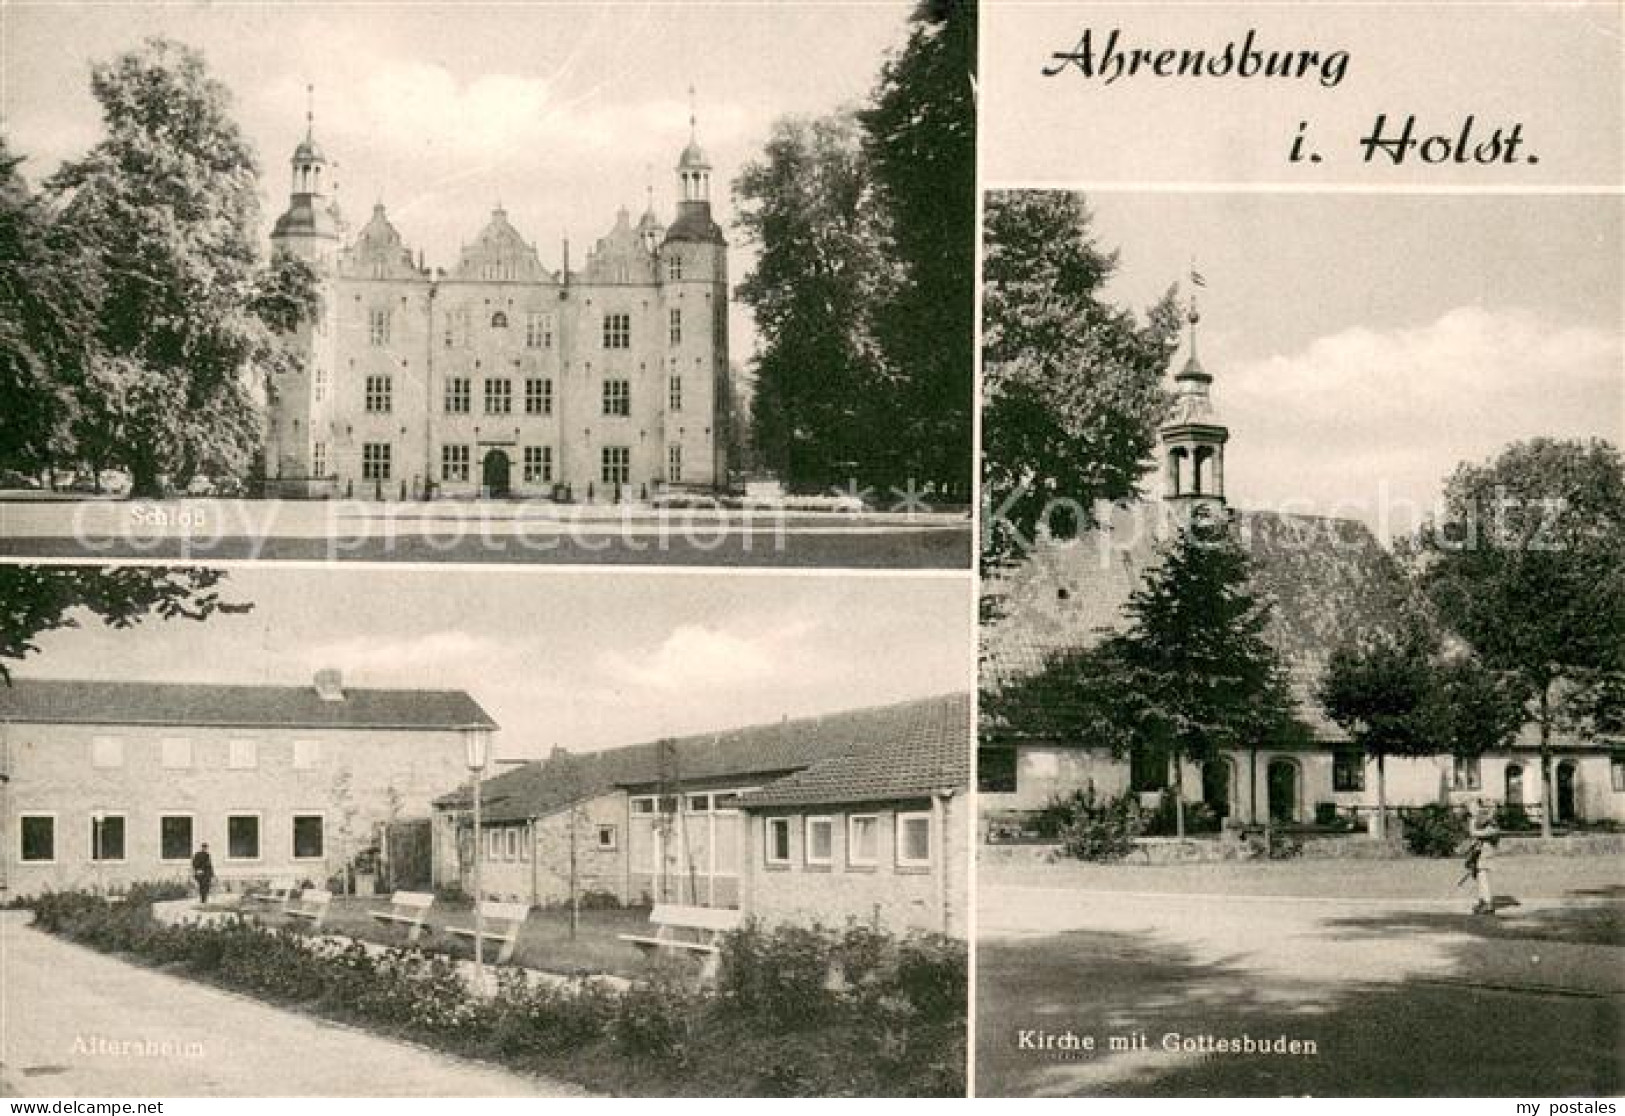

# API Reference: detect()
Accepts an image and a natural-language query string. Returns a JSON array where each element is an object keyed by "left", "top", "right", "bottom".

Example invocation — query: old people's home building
[{"left": 0, "top": 672, "right": 494, "bottom": 896}]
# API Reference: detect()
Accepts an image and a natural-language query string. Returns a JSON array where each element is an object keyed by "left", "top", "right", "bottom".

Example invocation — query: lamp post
[{"left": 463, "top": 726, "right": 491, "bottom": 992}]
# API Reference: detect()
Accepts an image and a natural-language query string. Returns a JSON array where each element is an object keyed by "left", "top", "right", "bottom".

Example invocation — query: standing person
[
  {"left": 1466, "top": 800, "right": 1500, "bottom": 915},
  {"left": 191, "top": 842, "right": 215, "bottom": 907}
]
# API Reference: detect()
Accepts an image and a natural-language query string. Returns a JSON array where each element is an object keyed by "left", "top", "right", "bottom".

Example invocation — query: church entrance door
[{"left": 482, "top": 449, "right": 511, "bottom": 497}]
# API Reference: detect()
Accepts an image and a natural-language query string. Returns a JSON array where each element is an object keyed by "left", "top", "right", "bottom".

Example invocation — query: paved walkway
[{"left": 0, "top": 914, "right": 589, "bottom": 1097}]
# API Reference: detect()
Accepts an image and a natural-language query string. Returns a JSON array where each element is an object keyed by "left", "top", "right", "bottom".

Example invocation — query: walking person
[
  {"left": 1466, "top": 799, "right": 1500, "bottom": 916},
  {"left": 191, "top": 842, "right": 215, "bottom": 907}
]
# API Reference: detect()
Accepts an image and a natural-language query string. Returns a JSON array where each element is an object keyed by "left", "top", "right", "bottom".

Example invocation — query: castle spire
[
  {"left": 1158, "top": 268, "right": 1228, "bottom": 522},
  {"left": 305, "top": 83, "right": 315, "bottom": 143}
]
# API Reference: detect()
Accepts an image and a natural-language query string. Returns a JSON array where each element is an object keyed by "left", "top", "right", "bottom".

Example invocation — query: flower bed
[{"left": 26, "top": 888, "right": 965, "bottom": 1097}]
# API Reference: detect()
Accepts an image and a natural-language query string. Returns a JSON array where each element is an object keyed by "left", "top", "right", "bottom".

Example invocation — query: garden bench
[
  {"left": 283, "top": 887, "right": 333, "bottom": 928},
  {"left": 619, "top": 903, "right": 743, "bottom": 977},
  {"left": 368, "top": 890, "right": 436, "bottom": 942},
  {"left": 445, "top": 900, "right": 529, "bottom": 964},
  {"left": 242, "top": 877, "right": 296, "bottom": 905}
]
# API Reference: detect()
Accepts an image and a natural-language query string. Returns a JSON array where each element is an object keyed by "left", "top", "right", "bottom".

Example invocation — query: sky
[
  {"left": 14, "top": 567, "right": 974, "bottom": 761},
  {"left": 1, "top": 1, "right": 919, "bottom": 362},
  {"left": 1080, "top": 190, "right": 1622, "bottom": 541}
]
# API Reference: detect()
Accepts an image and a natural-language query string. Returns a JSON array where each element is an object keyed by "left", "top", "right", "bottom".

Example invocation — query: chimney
[{"left": 313, "top": 669, "right": 345, "bottom": 702}]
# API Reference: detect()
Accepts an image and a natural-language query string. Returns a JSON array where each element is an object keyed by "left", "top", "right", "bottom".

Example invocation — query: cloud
[
  {"left": 598, "top": 617, "right": 823, "bottom": 695},
  {"left": 1222, "top": 307, "right": 1621, "bottom": 537},
  {"left": 295, "top": 631, "right": 514, "bottom": 686}
]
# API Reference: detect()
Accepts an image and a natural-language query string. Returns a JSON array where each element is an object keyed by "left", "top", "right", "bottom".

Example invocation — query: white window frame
[
  {"left": 362, "top": 443, "right": 392, "bottom": 482},
  {"left": 804, "top": 816, "right": 834, "bottom": 866},
  {"left": 765, "top": 817, "right": 792, "bottom": 866},
  {"left": 668, "top": 375, "right": 683, "bottom": 412},
  {"left": 525, "top": 378, "right": 553, "bottom": 416},
  {"left": 18, "top": 812, "right": 57, "bottom": 864},
  {"left": 630, "top": 796, "right": 657, "bottom": 815},
  {"left": 292, "top": 739, "right": 321, "bottom": 770},
  {"left": 505, "top": 828, "right": 520, "bottom": 861},
  {"left": 486, "top": 828, "right": 504, "bottom": 861},
  {"left": 669, "top": 308, "right": 682, "bottom": 346},
  {"left": 445, "top": 377, "right": 471, "bottom": 414},
  {"left": 160, "top": 737, "right": 193, "bottom": 770},
  {"left": 89, "top": 812, "right": 128, "bottom": 863},
  {"left": 847, "top": 814, "right": 880, "bottom": 867},
  {"left": 441, "top": 444, "right": 471, "bottom": 483},
  {"left": 523, "top": 446, "right": 553, "bottom": 484},
  {"left": 896, "top": 811, "right": 932, "bottom": 869},
  {"left": 364, "top": 374, "right": 393, "bottom": 414},
  {"left": 91, "top": 735, "right": 123, "bottom": 769},
  {"left": 484, "top": 378, "right": 513, "bottom": 416},
  {"left": 1452, "top": 754, "right": 1483, "bottom": 792},
  {"left": 228, "top": 738, "right": 258, "bottom": 771},
  {"left": 291, "top": 813, "right": 326, "bottom": 861},
  {"left": 602, "top": 378, "right": 631, "bottom": 417},
  {"left": 596, "top": 824, "right": 618, "bottom": 850},
  {"left": 159, "top": 812, "right": 196, "bottom": 863},
  {"left": 226, "top": 813, "right": 263, "bottom": 862}
]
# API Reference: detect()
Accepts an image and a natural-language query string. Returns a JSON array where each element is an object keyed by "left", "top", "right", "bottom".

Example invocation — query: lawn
[{"left": 258, "top": 897, "right": 656, "bottom": 978}]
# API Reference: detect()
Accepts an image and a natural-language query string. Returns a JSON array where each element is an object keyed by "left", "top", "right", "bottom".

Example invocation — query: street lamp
[{"left": 463, "top": 726, "right": 491, "bottom": 992}]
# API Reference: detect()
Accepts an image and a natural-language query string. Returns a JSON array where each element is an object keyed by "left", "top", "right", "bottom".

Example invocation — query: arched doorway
[
  {"left": 1201, "top": 758, "right": 1233, "bottom": 821},
  {"left": 1556, "top": 761, "right": 1579, "bottom": 825},
  {"left": 1267, "top": 758, "right": 1299, "bottom": 824},
  {"left": 482, "top": 449, "right": 511, "bottom": 497}
]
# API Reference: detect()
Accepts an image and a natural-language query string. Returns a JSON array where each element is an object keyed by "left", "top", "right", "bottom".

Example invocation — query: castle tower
[
  {"left": 270, "top": 86, "right": 340, "bottom": 265},
  {"left": 1158, "top": 288, "right": 1229, "bottom": 531}
]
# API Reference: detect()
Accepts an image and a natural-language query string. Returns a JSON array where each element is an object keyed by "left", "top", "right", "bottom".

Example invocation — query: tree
[
  {"left": 735, "top": 112, "right": 896, "bottom": 490},
  {"left": 860, "top": 0, "right": 977, "bottom": 495},
  {"left": 1417, "top": 438, "right": 1625, "bottom": 835},
  {"left": 0, "top": 565, "right": 249, "bottom": 683},
  {"left": 47, "top": 39, "right": 312, "bottom": 496},
  {"left": 981, "top": 190, "right": 1181, "bottom": 581}
]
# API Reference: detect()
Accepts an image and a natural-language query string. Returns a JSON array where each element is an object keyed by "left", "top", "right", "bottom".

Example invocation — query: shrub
[
  {"left": 890, "top": 933, "right": 967, "bottom": 1021},
  {"left": 718, "top": 921, "right": 838, "bottom": 1028},
  {"left": 1495, "top": 802, "right": 1535, "bottom": 831},
  {"left": 1047, "top": 786, "right": 1145, "bottom": 861},
  {"left": 1142, "top": 791, "right": 1220, "bottom": 836},
  {"left": 1403, "top": 803, "right": 1468, "bottom": 857},
  {"left": 1244, "top": 828, "right": 1304, "bottom": 860},
  {"left": 489, "top": 971, "right": 617, "bottom": 1056},
  {"left": 614, "top": 965, "right": 699, "bottom": 1062}
]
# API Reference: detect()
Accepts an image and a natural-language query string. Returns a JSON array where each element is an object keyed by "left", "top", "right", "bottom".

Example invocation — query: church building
[{"left": 262, "top": 101, "right": 729, "bottom": 500}]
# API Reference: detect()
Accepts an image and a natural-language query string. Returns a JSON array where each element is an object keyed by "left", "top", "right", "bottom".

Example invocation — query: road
[
  {"left": 977, "top": 858, "right": 1624, "bottom": 1097},
  {"left": 0, "top": 498, "right": 973, "bottom": 568},
  {"left": 0, "top": 913, "right": 587, "bottom": 1097}
]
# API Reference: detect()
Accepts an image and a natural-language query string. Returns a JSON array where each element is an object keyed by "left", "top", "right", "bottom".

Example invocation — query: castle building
[{"left": 264, "top": 103, "right": 729, "bottom": 500}]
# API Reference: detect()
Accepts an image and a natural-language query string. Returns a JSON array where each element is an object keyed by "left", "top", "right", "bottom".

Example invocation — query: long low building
[
  {"left": 0, "top": 672, "right": 495, "bottom": 896},
  {"left": 433, "top": 693, "right": 971, "bottom": 936}
]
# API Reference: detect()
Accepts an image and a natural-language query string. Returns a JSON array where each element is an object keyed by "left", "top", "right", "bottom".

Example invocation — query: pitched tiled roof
[
  {"left": 0, "top": 677, "right": 496, "bottom": 732},
  {"left": 980, "top": 503, "right": 1409, "bottom": 745},
  {"left": 738, "top": 694, "right": 971, "bottom": 808},
  {"left": 439, "top": 693, "right": 971, "bottom": 823}
]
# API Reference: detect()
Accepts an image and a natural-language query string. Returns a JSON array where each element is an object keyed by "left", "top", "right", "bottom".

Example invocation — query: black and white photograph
[
  {"left": 0, "top": 1, "right": 974, "bottom": 568},
  {"left": 976, "top": 187, "right": 1623, "bottom": 1097},
  {"left": 0, "top": 564, "right": 971, "bottom": 1096}
]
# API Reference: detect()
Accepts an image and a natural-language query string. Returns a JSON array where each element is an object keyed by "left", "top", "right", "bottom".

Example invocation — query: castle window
[
  {"left": 362, "top": 443, "right": 392, "bottom": 482},
  {"left": 667, "top": 444, "right": 682, "bottom": 483},
  {"left": 525, "top": 312, "right": 553, "bottom": 349},
  {"left": 1333, "top": 750, "right": 1366, "bottom": 792},
  {"left": 444, "top": 309, "right": 471, "bottom": 349},
  {"left": 19, "top": 815, "right": 55, "bottom": 863},
  {"left": 667, "top": 255, "right": 682, "bottom": 281},
  {"left": 602, "top": 313, "right": 631, "bottom": 350},
  {"left": 445, "top": 377, "right": 471, "bottom": 414},
  {"left": 669, "top": 308, "right": 682, "bottom": 346},
  {"left": 484, "top": 378, "right": 513, "bottom": 415},
  {"left": 368, "top": 308, "right": 391, "bottom": 346},
  {"left": 523, "top": 446, "right": 553, "bottom": 484},
  {"left": 491, "top": 311, "right": 508, "bottom": 329},
  {"left": 601, "top": 446, "right": 630, "bottom": 486},
  {"left": 602, "top": 379, "right": 630, "bottom": 417},
  {"left": 312, "top": 442, "right": 328, "bottom": 477},
  {"left": 313, "top": 365, "right": 328, "bottom": 402},
  {"left": 90, "top": 815, "right": 126, "bottom": 862},
  {"left": 364, "top": 375, "right": 392, "bottom": 414},
  {"left": 525, "top": 378, "right": 553, "bottom": 416},
  {"left": 668, "top": 375, "right": 683, "bottom": 412},
  {"left": 441, "top": 444, "right": 471, "bottom": 483}
]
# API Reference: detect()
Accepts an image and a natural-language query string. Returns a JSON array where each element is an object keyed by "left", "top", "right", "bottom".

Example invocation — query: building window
[
  {"left": 523, "top": 446, "right": 553, "bottom": 484},
  {"left": 978, "top": 747, "right": 1017, "bottom": 793},
  {"left": 91, "top": 736, "right": 123, "bottom": 769},
  {"left": 669, "top": 308, "right": 682, "bottom": 346},
  {"left": 1452, "top": 754, "right": 1482, "bottom": 791},
  {"left": 90, "top": 814, "right": 126, "bottom": 862},
  {"left": 1333, "top": 750, "right": 1366, "bottom": 792},
  {"left": 602, "top": 312, "right": 630, "bottom": 349},
  {"left": 445, "top": 377, "right": 471, "bottom": 414},
  {"left": 484, "top": 378, "right": 512, "bottom": 415},
  {"left": 847, "top": 815, "right": 879, "bottom": 866},
  {"left": 1612, "top": 754, "right": 1625, "bottom": 792},
  {"left": 487, "top": 829, "right": 504, "bottom": 861},
  {"left": 505, "top": 829, "right": 520, "bottom": 860},
  {"left": 441, "top": 444, "right": 471, "bottom": 482},
  {"left": 805, "top": 817, "right": 834, "bottom": 866},
  {"left": 292, "top": 815, "right": 325, "bottom": 860},
  {"left": 601, "top": 447, "right": 630, "bottom": 486},
  {"left": 20, "top": 814, "right": 55, "bottom": 863},
  {"left": 630, "top": 797, "right": 656, "bottom": 815},
  {"left": 766, "top": 818, "right": 791, "bottom": 865},
  {"left": 525, "top": 378, "right": 553, "bottom": 415},
  {"left": 602, "top": 379, "right": 630, "bottom": 416},
  {"left": 897, "top": 811, "right": 932, "bottom": 868},
  {"left": 364, "top": 375, "right": 392, "bottom": 414},
  {"left": 596, "top": 824, "right": 618, "bottom": 850},
  {"left": 362, "top": 443, "right": 392, "bottom": 481},
  {"left": 670, "top": 378, "right": 686, "bottom": 415},
  {"left": 490, "top": 311, "right": 508, "bottom": 329},
  {"left": 313, "top": 442, "right": 328, "bottom": 477},
  {"left": 444, "top": 309, "right": 470, "bottom": 349},
  {"left": 666, "top": 255, "right": 682, "bottom": 281},
  {"left": 368, "top": 308, "right": 391, "bottom": 346},
  {"left": 227, "top": 815, "right": 260, "bottom": 861},
  {"left": 228, "top": 738, "right": 257, "bottom": 770},
  {"left": 161, "top": 737, "right": 192, "bottom": 770},
  {"left": 313, "top": 365, "right": 328, "bottom": 403},
  {"left": 293, "top": 739, "right": 321, "bottom": 770},
  {"left": 525, "top": 312, "right": 553, "bottom": 349},
  {"left": 160, "top": 815, "right": 194, "bottom": 862},
  {"left": 667, "top": 445, "right": 683, "bottom": 483}
]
